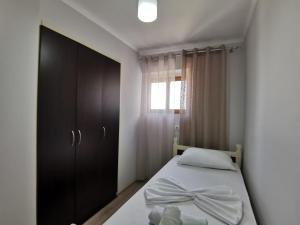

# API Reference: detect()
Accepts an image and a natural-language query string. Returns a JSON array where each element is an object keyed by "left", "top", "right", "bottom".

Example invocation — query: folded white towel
[
  {"left": 149, "top": 206, "right": 208, "bottom": 225},
  {"left": 145, "top": 177, "right": 243, "bottom": 225}
]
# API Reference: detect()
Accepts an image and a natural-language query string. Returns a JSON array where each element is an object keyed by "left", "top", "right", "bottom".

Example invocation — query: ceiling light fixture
[{"left": 138, "top": 0, "right": 157, "bottom": 23}]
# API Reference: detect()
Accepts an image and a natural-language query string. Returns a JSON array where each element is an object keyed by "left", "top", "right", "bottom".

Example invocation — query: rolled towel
[
  {"left": 149, "top": 206, "right": 208, "bottom": 225},
  {"left": 159, "top": 206, "right": 182, "bottom": 225}
]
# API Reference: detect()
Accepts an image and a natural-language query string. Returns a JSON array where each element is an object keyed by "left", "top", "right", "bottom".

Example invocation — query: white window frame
[{"left": 148, "top": 69, "right": 184, "bottom": 114}]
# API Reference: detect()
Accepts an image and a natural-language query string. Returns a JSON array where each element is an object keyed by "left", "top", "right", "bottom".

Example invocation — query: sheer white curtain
[{"left": 137, "top": 54, "right": 177, "bottom": 180}]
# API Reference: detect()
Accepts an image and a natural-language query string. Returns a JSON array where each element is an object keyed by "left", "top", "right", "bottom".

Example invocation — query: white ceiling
[{"left": 62, "top": 0, "right": 256, "bottom": 51}]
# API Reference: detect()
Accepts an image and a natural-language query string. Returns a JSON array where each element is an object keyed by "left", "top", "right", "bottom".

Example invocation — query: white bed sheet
[{"left": 104, "top": 156, "right": 257, "bottom": 225}]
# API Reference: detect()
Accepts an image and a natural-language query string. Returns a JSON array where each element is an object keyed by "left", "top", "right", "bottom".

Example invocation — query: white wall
[
  {"left": 0, "top": 0, "right": 40, "bottom": 224},
  {"left": 244, "top": 0, "right": 300, "bottom": 225},
  {"left": 0, "top": 0, "right": 141, "bottom": 224},
  {"left": 39, "top": 0, "right": 142, "bottom": 194}
]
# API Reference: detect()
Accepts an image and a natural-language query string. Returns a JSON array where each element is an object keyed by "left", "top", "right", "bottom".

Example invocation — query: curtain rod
[{"left": 139, "top": 45, "right": 241, "bottom": 59}]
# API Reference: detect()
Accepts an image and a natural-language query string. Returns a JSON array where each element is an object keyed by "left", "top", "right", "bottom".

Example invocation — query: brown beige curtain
[{"left": 179, "top": 47, "right": 227, "bottom": 150}]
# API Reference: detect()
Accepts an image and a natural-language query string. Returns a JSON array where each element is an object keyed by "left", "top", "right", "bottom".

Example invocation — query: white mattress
[{"left": 104, "top": 156, "right": 257, "bottom": 225}]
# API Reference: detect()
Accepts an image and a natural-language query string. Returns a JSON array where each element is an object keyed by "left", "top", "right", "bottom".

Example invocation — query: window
[
  {"left": 150, "top": 82, "right": 167, "bottom": 110},
  {"left": 150, "top": 76, "right": 184, "bottom": 112},
  {"left": 169, "top": 80, "right": 181, "bottom": 110}
]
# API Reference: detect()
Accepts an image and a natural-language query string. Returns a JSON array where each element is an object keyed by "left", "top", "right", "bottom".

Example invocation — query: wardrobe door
[
  {"left": 37, "top": 26, "right": 77, "bottom": 225},
  {"left": 75, "top": 45, "right": 106, "bottom": 224},
  {"left": 101, "top": 59, "right": 120, "bottom": 204}
]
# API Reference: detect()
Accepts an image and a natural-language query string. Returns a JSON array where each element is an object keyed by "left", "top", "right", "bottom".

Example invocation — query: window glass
[
  {"left": 169, "top": 81, "right": 181, "bottom": 110},
  {"left": 150, "top": 82, "right": 166, "bottom": 110}
]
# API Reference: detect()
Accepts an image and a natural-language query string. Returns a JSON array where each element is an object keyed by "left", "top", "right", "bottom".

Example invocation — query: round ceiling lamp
[{"left": 138, "top": 0, "right": 157, "bottom": 23}]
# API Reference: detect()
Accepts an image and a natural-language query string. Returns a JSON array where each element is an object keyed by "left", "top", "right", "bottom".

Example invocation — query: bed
[{"left": 104, "top": 138, "right": 257, "bottom": 225}]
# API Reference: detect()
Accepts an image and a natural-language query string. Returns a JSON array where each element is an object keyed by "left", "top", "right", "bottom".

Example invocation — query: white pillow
[{"left": 177, "top": 147, "right": 236, "bottom": 171}]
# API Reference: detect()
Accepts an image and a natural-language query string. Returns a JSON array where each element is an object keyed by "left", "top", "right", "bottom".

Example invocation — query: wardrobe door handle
[
  {"left": 78, "top": 130, "right": 82, "bottom": 145},
  {"left": 71, "top": 130, "right": 75, "bottom": 147},
  {"left": 102, "top": 126, "right": 106, "bottom": 138}
]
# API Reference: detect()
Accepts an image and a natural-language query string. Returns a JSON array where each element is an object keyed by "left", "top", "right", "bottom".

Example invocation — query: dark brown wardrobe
[{"left": 37, "top": 26, "right": 120, "bottom": 225}]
